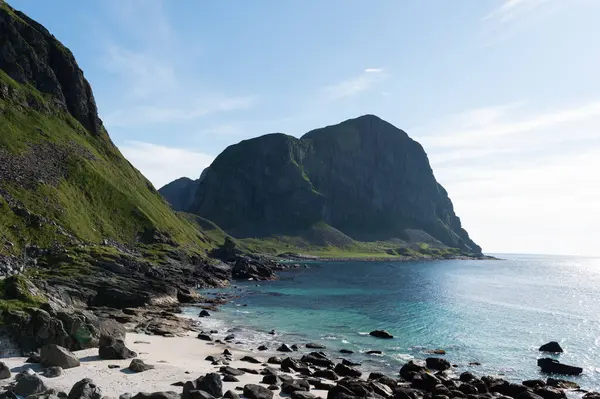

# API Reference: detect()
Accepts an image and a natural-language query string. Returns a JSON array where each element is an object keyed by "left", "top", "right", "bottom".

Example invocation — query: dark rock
[
  {"left": 326, "top": 384, "right": 355, "bottom": 399},
  {"left": 261, "top": 375, "right": 279, "bottom": 385},
  {"left": 451, "top": 390, "right": 466, "bottom": 398},
  {"left": 301, "top": 352, "right": 334, "bottom": 368},
  {"left": 490, "top": 382, "right": 529, "bottom": 398},
  {"left": 261, "top": 367, "right": 279, "bottom": 376},
  {"left": 0, "top": 362, "right": 10, "bottom": 379},
  {"left": 534, "top": 388, "right": 567, "bottom": 399},
  {"left": 223, "top": 375, "right": 239, "bottom": 383},
  {"left": 44, "top": 366, "right": 63, "bottom": 378},
  {"left": 411, "top": 372, "right": 441, "bottom": 392},
  {"left": 220, "top": 366, "right": 245, "bottom": 376},
  {"left": 205, "top": 356, "right": 218, "bottom": 362},
  {"left": 171, "top": 382, "right": 185, "bottom": 387},
  {"left": 197, "top": 334, "right": 212, "bottom": 342},
  {"left": 281, "top": 358, "right": 310, "bottom": 374},
  {"left": 306, "top": 343, "right": 326, "bottom": 349},
  {"left": 14, "top": 375, "right": 48, "bottom": 397},
  {"left": 371, "top": 381, "right": 394, "bottom": 397},
  {"left": 108, "top": 364, "right": 120, "bottom": 369},
  {"left": 523, "top": 381, "right": 546, "bottom": 389},
  {"left": 241, "top": 356, "right": 261, "bottom": 364},
  {"left": 313, "top": 380, "right": 336, "bottom": 391},
  {"left": 281, "top": 380, "right": 310, "bottom": 394},
  {"left": 267, "top": 356, "right": 283, "bottom": 365},
  {"left": 99, "top": 336, "right": 137, "bottom": 360},
  {"left": 224, "top": 335, "right": 235, "bottom": 341},
  {"left": 16, "top": 368, "right": 36, "bottom": 381},
  {"left": 400, "top": 360, "right": 428, "bottom": 381},
  {"left": 258, "top": 345, "right": 268, "bottom": 351},
  {"left": 369, "top": 372, "right": 385, "bottom": 380},
  {"left": 185, "top": 373, "right": 222, "bottom": 398},
  {"left": 199, "top": 310, "right": 211, "bottom": 317},
  {"left": 291, "top": 392, "right": 315, "bottom": 399},
  {"left": 516, "top": 393, "right": 544, "bottom": 399},
  {"left": 269, "top": 330, "right": 276, "bottom": 335},
  {"left": 334, "top": 363, "right": 362, "bottom": 378},
  {"left": 426, "top": 358, "right": 451, "bottom": 371},
  {"left": 459, "top": 384, "right": 478, "bottom": 395},
  {"left": 238, "top": 368, "right": 260, "bottom": 375},
  {"left": 584, "top": 394, "right": 600, "bottom": 399},
  {"left": 67, "top": 379, "right": 103, "bottom": 399},
  {"left": 313, "top": 369, "right": 339, "bottom": 381},
  {"left": 26, "top": 352, "right": 42, "bottom": 363},
  {"left": 291, "top": 345, "right": 299, "bottom": 351},
  {"left": 223, "top": 391, "right": 239, "bottom": 399},
  {"left": 377, "top": 376, "right": 398, "bottom": 390},
  {"left": 341, "top": 359, "right": 360, "bottom": 367},
  {"left": 223, "top": 349, "right": 232, "bottom": 356},
  {"left": 243, "top": 384, "right": 274, "bottom": 399},
  {"left": 546, "top": 378, "right": 579, "bottom": 389},
  {"left": 460, "top": 372, "right": 475, "bottom": 383},
  {"left": 539, "top": 342, "right": 563, "bottom": 353},
  {"left": 128, "top": 359, "right": 154, "bottom": 373},
  {"left": 267, "top": 385, "right": 279, "bottom": 391},
  {"left": 537, "top": 358, "right": 582, "bottom": 375},
  {"left": 370, "top": 330, "right": 394, "bottom": 339},
  {"left": 433, "top": 384, "right": 452, "bottom": 397},
  {"left": 40, "top": 344, "right": 80, "bottom": 369},
  {"left": 277, "top": 344, "right": 293, "bottom": 353},
  {"left": 394, "top": 388, "right": 420, "bottom": 399},
  {"left": 339, "top": 349, "right": 354, "bottom": 354},
  {"left": 186, "top": 391, "right": 215, "bottom": 399},
  {"left": 366, "top": 350, "right": 383, "bottom": 355}
]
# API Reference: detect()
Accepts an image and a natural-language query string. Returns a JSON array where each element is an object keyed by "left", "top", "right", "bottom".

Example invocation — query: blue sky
[{"left": 9, "top": 0, "right": 600, "bottom": 256}]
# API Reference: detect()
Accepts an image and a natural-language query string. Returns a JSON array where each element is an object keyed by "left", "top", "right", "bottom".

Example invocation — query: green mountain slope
[{"left": 0, "top": 1, "right": 209, "bottom": 257}]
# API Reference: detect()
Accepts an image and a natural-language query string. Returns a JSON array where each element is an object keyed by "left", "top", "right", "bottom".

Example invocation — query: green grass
[{"left": 0, "top": 275, "right": 46, "bottom": 314}]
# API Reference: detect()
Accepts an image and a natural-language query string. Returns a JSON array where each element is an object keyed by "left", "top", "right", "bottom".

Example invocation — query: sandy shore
[{"left": 1, "top": 332, "right": 330, "bottom": 398}]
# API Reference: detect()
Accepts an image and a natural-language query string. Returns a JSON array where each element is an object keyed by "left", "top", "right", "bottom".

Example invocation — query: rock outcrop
[{"left": 162, "top": 115, "right": 481, "bottom": 254}]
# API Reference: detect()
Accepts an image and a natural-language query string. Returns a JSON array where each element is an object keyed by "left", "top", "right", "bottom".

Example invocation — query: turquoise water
[{"left": 186, "top": 254, "right": 600, "bottom": 390}]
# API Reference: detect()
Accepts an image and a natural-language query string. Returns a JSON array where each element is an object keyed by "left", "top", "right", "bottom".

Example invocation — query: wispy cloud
[
  {"left": 411, "top": 101, "right": 600, "bottom": 255},
  {"left": 483, "top": 0, "right": 549, "bottom": 23},
  {"left": 320, "top": 68, "right": 388, "bottom": 101},
  {"left": 119, "top": 141, "right": 214, "bottom": 188},
  {"left": 100, "top": 0, "right": 256, "bottom": 127}
]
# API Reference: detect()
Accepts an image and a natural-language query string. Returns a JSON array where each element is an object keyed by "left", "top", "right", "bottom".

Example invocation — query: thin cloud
[
  {"left": 321, "top": 68, "right": 387, "bottom": 101},
  {"left": 119, "top": 141, "right": 214, "bottom": 188},
  {"left": 483, "top": 0, "right": 549, "bottom": 23}
]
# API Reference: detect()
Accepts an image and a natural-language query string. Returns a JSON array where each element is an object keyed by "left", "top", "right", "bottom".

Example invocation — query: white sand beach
[{"left": 1, "top": 332, "right": 330, "bottom": 398}]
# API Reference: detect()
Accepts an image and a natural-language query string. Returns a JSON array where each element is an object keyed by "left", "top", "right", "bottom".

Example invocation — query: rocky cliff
[{"left": 162, "top": 115, "right": 481, "bottom": 254}]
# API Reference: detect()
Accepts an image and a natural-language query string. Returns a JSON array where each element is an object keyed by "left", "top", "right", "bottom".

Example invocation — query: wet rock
[
  {"left": 523, "top": 381, "right": 546, "bottom": 389},
  {"left": 376, "top": 375, "right": 398, "bottom": 390},
  {"left": 128, "top": 359, "right": 154, "bottom": 373},
  {"left": 258, "top": 345, "right": 268, "bottom": 351},
  {"left": 334, "top": 363, "right": 362, "bottom": 378},
  {"left": 539, "top": 342, "right": 563, "bottom": 353},
  {"left": 370, "top": 381, "right": 394, "bottom": 397},
  {"left": 267, "top": 356, "right": 282, "bottom": 365},
  {"left": 306, "top": 343, "right": 326, "bottom": 349},
  {"left": 369, "top": 330, "right": 393, "bottom": 339},
  {"left": 490, "top": 382, "right": 529, "bottom": 398},
  {"left": 44, "top": 366, "right": 63, "bottom": 378},
  {"left": 224, "top": 335, "right": 235, "bottom": 341},
  {"left": 68, "top": 379, "right": 103, "bottom": 399},
  {"left": 223, "top": 349, "right": 232, "bottom": 356},
  {"left": 460, "top": 372, "right": 475, "bottom": 383},
  {"left": 0, "top": 362, "right": 10, "bottom": 379},
  {"left": 459, "top": 384, "right": 478, "bottom": 395},
  {"left": 14, "top": 375, "right": 48, "bottom": 397},
  {"left": 243, "top": 384, "right": 274, "bottom": 399},
  {"left": 281, "top": 358, "right": 310, "bottom": 374},
  {"left": 40, "top": 345, "right": 80, "bottom": 369},
  {"left": 277, "top": 344, "right": 293, "bottom": 353},
  {"left": 241, "top": 356, "right": 261, "bottom": 364},
  {"left": 534, "top": 387, "right": 567, "bottom": 399},
  {"left": 313, "top": 369, "right": 339, "bottom": 381},
  {"left": 99, "top": 336, "right": 137, "bottom": 360},
  {"left": 537, "top": 358, "right": 582, "bottom": 376},
  {"left": 546, "top": 378, "right": 579, "bottom": 389},
  {"left": 411, "top": 372, "right": 441, "bottom": 392},
  {"left": 197, "top": 334, "right": 212, "bottom": 341},
  {"left": 199, "top": 310, "right": 211, "bottom": 317},
  {"left": 426, "top": 358, "right": 451, "bottom": 371},
  {"left": 366, "top": 350, "right": 383, "bottom": 355},
  {"left": 291, "top": 345, "right": 299, "bottom": 351},
  {"left": 517, "top": 393, "right": 545, "bottom": 399},
  {"left": 339, "top": 349, "right": 353, "bottom": 354},
  {"left": 341, "top": 359, "right": 360, "bottom": 367},
  {"left": 400, "top": 360, "right": 428, "bottom": 381},
  {"left": 395, "top": 388, "right": 420, "bottom": 399}
]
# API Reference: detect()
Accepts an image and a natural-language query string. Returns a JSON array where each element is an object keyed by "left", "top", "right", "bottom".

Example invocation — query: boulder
[
  {"left": 281, "top": 380, "right": 310, "bottom": 394},
  {"left": 306, "top": 343, "right": 326, "bottom": 349},
  {"left": 339, "top": 349, "right": 353, "bottom": 354},
  {"left": 193, "top": 373, "right": 223, "bottom": 398},
  {"left": 267, "top": 356, "right": 282, "bottom": 365},
  {"left": 341, "top": 359, "right": 360, "bottom": 367},
  {"left": 128, "top": 359, "right": 154, "bottom": 373},
  {"left": 426, "top": 357, "right": 451, "bottom": 371},
  {"left": 395, "top": 388, "right": 420, "bottom": 399},
  {"left": 40, "top": 344, "right": 80, "bottom": 369},
  {"left": 14, "top": 375, "right": 48, "bottom": 397},
  {"left": 334, "top": 363, "right": 362, "bottom": 378},
  {"left": 291, "top": 392, "right": 315, "bottom": 399},
  {"left": 523, "top": 380, "right": 546, "bottom": 389},
  {"left": 15, "top": 367, "right": 36, "bottom": 381},
  {"left": 223, "top": 391, "right": 239, "bottom": 399},
  {"left": 44, "top": 366, "right": 63, "bottom": 378},
  {"left": 411, "top": 372, "right": 441, "bottom": 392},
  {"left": 243, "top": 384, "right": 274, "bottom": 399},
  {"left": 301, "top": 352, "right": 334, "bottom": 368},
  {"left": 313, "top": 369, "right": 339, "bottom": 381},
  {"left": 517, "top": 393, "right": 544, "bottom": 399},
  {"left": 199, "top": 310, "right": 211, "bottom": 317},
  {"left": 370, "top": 381, "right": 393, "bottom": 397},
  {"left": 185, "top": 391, "right": 214, "bottom": 399},
  {"left": 277, "top": 344, "right": 293, "bottom": 352},
  {"left": 490, "top": 382, "right": 529, "bottom": 398},
  {"left": 26, "top": 352, "right": 42, "bottom": 363},
  {"left": 400, "top": 360, "right": 428, "bottom": 381},
  {"left": 537, "top": 358, "right": 582, "bottom": 375},
  {"left": 261, "top": 375, "right": 279, "bottom": 385},
  {"left": 241, "top": 356, "right": 261, "bottom": 364},
  {"left": 223, "top": 375, "right": 239, "bottom": 383},
  {"left": 68, "top": 379, "right": 103, "bottom": 399},
  {"left": 258, "top": 345, "right": 268, "bottom": 351},
  {"left": 534, "top": 388, "right": 567, "bottom": 399},
  {"left": 0, "top": 362, "right": 10, "bottom": 379},
  {"left": 197, "top": 334, "right": 212, "bottom": 341},
  {"left": 546, "top": 378, "right": 579, "bottom": 389},
  {"left": 220, "top": 366, "right": 245, "bottom": 376},
  {"left": 369, "top": 330, "right": 393, "bottom": 339},
  {"left": 460, "top": 372, "right": 475, "bottom": 383},
  {"left": 539, "top": 342, "right": 563, "bottom": 353},
  {"left": 99, "top": 336, "right": 137, "bottom": 360},
  {"left": 281, "top": 358, "right": 310, "bottom": 374}
]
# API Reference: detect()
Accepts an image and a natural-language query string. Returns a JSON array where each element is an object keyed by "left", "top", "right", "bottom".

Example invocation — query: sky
[{"left": 8, "top": 0, "right": 600, "bottom": 256}]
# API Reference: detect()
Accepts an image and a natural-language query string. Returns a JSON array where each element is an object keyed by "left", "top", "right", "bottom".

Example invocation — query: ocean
[{"left": 185, "top": 254, "right": 600, "bottom": 390}]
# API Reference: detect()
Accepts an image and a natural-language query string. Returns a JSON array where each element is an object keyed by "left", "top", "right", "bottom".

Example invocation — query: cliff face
[{"left": 167, "top": 115, "right": 481, "bottom": 254}]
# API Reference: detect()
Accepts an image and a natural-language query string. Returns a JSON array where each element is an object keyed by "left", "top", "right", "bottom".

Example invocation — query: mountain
[{"left": 161, "top": 115, "right": 482, "bottom": 254}]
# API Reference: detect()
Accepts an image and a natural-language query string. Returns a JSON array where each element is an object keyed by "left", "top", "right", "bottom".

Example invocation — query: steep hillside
[
  {"left": 0, "top": 2, "right": 210, "bottom": 256},
  {"left": 163, "top": 115, "right": 481, "bottom": 255}
]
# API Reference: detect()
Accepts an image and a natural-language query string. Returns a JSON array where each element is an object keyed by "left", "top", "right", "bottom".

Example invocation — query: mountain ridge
[{"left": 161, "top": 114, "right": 482, "bottom": 255}]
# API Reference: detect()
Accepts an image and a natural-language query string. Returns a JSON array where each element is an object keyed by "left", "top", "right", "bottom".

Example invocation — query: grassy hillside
[{"left": 0, "top": 69, "right": 211, "bottom": 257}]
